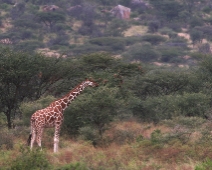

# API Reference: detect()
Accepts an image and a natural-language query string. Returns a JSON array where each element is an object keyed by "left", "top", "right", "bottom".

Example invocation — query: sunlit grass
[
  {"left": 124, "top": 25, "right": 148, "bottom": 37},
  {"left": 1, "top": 118, "right": 212, "bottom": 169}
]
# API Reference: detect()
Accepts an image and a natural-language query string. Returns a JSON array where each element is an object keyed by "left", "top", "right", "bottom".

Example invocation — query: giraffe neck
[{"left": 49, "top": 81, "right": 90, "bottom": 111}]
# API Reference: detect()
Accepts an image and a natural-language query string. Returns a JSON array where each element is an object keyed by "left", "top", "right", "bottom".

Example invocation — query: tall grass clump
[
  {"left": 0, "top": 128, "right": 14, "bottom": 150},
  {"left": 7, "top": 146, "right": 52, "bottom": 170},
  {"left": 195, "top": 158, "right": 212, "bottom": 170}
]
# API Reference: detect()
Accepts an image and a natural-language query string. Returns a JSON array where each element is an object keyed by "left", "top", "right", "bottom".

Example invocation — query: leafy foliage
[{"left": 8, "top": 147, "right": 51, "bottom": 170}]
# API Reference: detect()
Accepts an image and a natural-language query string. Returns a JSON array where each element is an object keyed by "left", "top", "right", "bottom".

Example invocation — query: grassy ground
[
  {"left": 1, "top": 117, "right": 212, "bottom": 169},
  {"left": 124, "top": 25, "right": 148, "bottom": 37}
]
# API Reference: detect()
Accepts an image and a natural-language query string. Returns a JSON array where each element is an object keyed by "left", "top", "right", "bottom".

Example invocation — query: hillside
[{"left": 0, "top": 0, "right": 211, "bottom": 65}]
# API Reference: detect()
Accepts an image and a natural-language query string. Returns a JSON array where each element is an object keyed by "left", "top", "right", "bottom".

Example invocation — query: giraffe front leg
[
  {"left": 36, "top": 128, "right": 43, "bottom": 150},
  {"left": 54, "top": 125, "right": 61, "bottom": 153}
]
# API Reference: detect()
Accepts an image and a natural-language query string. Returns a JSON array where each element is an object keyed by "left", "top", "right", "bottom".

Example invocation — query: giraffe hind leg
[
  {"left": 30, "top": 131, "right": 36, "bottom": 150},
  {"left": 27, "top": 134, "right": 32, "bottom": 146}
]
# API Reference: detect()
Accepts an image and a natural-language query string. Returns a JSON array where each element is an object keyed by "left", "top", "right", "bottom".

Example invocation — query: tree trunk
[{"left": 6, "top": 112, "right": 12, "bottom": 129}]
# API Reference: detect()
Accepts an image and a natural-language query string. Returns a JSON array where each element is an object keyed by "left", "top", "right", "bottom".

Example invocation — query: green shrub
[
  {"left": 133, "top": 93, "right": 210, "bottom": 123},
  {"left": 123, "top": 43, "right": 160, "bottom": 62},
  {"left": 14, "top": 40, "right": 45, "bottom": 52},
  {"left": 141, "top": 34, "right": 167, "bottom": 45},
  {"left": 158, "top": 46, "right": 185, "bottom": 63},
  {"left": 159, "top": 27, "right": 177, "bottom": 38},
  {"left": 56, "top": 162, "right": 88, "bottom": 170},
  {"left": 89, "top": 37, "right": 126, "bottom": 51},
  {"left": 78, "top": 126, "right": 100, "bottom": 146},
  {"left": 124, "top": 36, "right": 143, "bottom": 46},
  {"left": 195, "top": 158, "right": 212, "bottom": 170},
  {"left": 148, "top": 20, "right": 160, "bottom": 33},
  {"left": 13, "top": 19, "right": 40, "bottom": 29},
  {"left": 113, "top": 128, "right": 136, "bottom": 145},
  {"left": 0, "top": 128, "right": 14, "bottom": 149},
  {"left": 9, "top": 147, "right": 51, "bottom": 170},
  {"left": 0, "top": 3, "right": 10, "bottom": 10},
  {"left": 151, "top": 129, "right": 163, "bottom": 145},
  {"left": 72, "top": 44, "right": 109, "bottom": 55},
  {"left": 163, "top": 116, "right": 206, "bottom": 130}
]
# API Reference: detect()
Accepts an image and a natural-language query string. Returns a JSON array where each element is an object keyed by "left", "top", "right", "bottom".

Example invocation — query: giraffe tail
[{"left": 27, "top": 133, "right": 32, "bottom": 146}]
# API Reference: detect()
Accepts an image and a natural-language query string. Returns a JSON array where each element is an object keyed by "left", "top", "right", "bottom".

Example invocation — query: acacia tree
[
  {"left": 0, "top": 48, "right": 72, "bottom": 129},
  {"left": 36, "top": 12, "right": 66, "bottom": 30},
  {"left": 149, "top": 0, "right": 183, "bottom": 21}
]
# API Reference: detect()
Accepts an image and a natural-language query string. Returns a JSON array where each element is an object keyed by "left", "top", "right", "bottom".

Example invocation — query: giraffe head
[{"left": 85, "top": 79, "right": 98, "bottom": 87}]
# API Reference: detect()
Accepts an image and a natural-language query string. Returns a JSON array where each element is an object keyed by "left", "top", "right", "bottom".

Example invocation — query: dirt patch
[
  {"left": 124, "top": 25, "right": 148, "bottom": 37},
  {"left": 37, "top": 48, "right": 67, "bottom": 58}
]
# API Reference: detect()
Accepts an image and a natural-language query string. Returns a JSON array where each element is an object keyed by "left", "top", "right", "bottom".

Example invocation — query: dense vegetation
[{"left": 1, "top": 0, "right": 212, "bottom": 169}]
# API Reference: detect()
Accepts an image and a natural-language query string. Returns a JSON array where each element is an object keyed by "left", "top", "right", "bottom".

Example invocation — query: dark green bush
[
  {"left": 56, "top": 162, "right": 88, "bottom": 170},
  {"left": 89, "top": 37, "right": 126, "bottom": 51},
  {"left": 14, "top": 40, "right": 44, "bottom": 52},
  {"left": 195, "top": 158, "right": 212, "bottom": 170},
  {"left": 0, "top": 128, "right": 14, "bottom": 149},
  {"left": 159, "top": 27, "right": 177, "bottom": 38},
  {"left": 124, "top": 36, "right": 143, "bottom": 45},
  {"left": 148, "top": 20, "right": 160, "bottom": 33},
  {"left": 0, "top": 3, "right": 10, "bottom": 10},
  {"left": 158, "top": 46, "right": 185, "bottom": 63},
  {"left": 72, "top": 43, "right": 109, "bottom": 55},
  {"left": 78, "top": 126, "right": 100, "bottom": 146},
  {"left": 141, "top": 34, "right": 167, "bottom": 45},
  {"left": 9, "top": 147, "right": 51, "bottom": 170},
  {"left": 133, "top": 93, "right": 210, "bottom": 123},
  {"left": 13, "top": 19, "right": 40, "bottom": 29},
  {"left": 123, "top": 43, "right": 160, "bottom": 62}
]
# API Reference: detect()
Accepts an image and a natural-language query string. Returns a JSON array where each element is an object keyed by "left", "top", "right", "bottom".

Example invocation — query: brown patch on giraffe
[
  {"left": 57, "top": 116, "right": 62, "bottom": 121},
  {"left": 49, "top": 116, "right": 55, "bottom": 123},
  {"left": 61, "top": 102, "right": 66, "bottom": 109}
]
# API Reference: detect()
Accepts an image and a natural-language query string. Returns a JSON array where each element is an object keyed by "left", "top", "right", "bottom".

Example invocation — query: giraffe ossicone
[{"left": 27, "top": 79, "right": 98, "bottom": 152}]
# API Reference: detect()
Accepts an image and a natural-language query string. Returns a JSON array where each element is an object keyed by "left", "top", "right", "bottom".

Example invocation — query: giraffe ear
[{"left": 88, "top": 77, "right": 94, "bottom": 81}]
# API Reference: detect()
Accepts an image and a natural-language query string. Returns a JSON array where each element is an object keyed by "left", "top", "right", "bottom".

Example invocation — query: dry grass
[
  {"left": 1, "top": 119, "right": 211, "bottom": 169},
  {"left": 45, "top": 120, "right": 197, "bottom": 169},
  {"left": 124, "top": 25, "right": 148, "bottom": 37}
]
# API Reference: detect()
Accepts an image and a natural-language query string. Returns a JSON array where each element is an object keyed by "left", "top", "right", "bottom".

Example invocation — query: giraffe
[{"left": 27, "top": 79, "right": 98, "bottom": 152}]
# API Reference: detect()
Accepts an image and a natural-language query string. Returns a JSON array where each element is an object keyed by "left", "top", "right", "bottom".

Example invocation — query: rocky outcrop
[{"left": 110, "top": 5, "right": 131, "bottom": 20}]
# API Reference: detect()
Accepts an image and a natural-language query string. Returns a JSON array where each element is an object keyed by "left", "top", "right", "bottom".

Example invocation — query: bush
[
  {"left": 72, "top": 43, "right": 109, "bottom": 55},
  {"left": 48, "top": 33, "right": 70, "bottom": 47},
  {"left": 148, "top": 20, "right": 160, "bottom": 33},
  {"left": 14, "top": 40, "right": 44, "bottom": 52},
  {"left": 9, "top": 147, "right": 51, "bottom": 170},
  {"left": 141, "top": 34, "right": 167, "bottom": 45},
  {"left": 56, "top": 162, "right": 88, "bottom": 170},
  {"left": 89, "top": 37, "right": 126, "bottom": 51},
  {"left": 0, "top": 128, "right": 14, "bottom": 149},
  {"left": 0, "top": 3, "right": 10, "bottom": 10},
  {"left": 195, "top": 158, "right": 212, "bottom": 170},
  {"left": 13, "top": 19, "right": 40, "bottom": 29},
  {"left": 63, "top": 86, "right": 121, "bottom": 137},
  {"left": 78, "top": 126, "right": 100, "bottom": 146},
  {"left": 123, "top": 43, "right": 160, "bottom": 62},
  {"left": 159, "top": 27, "right": 177, "bottom": 38},
  {"left": 124, "top": 36, "right": 143, "bottom": 46},
  {"left": 133, "top": 93, "right": 210, "bottom": 123},
  {"left": 158, "top": 46, "right": 185, "bottom": 63}
]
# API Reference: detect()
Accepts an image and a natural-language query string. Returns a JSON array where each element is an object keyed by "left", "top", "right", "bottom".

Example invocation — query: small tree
[
  {"left": 63, "top": 86, "right": 122, "bottom": 138},
  {"left": 105, "top": 19, "right": 130, "bottom": 37},
  {"left": 36, "top": 12, "right": 66, "bottom": 30},
  {"left": 0, "top": 48, "right": 71, "bottom": 128}
]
